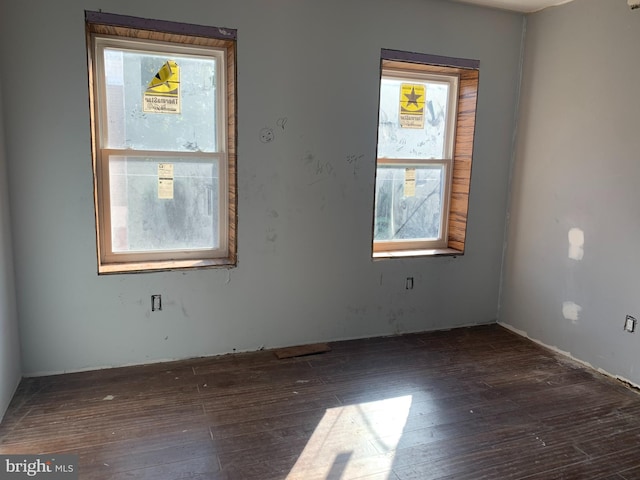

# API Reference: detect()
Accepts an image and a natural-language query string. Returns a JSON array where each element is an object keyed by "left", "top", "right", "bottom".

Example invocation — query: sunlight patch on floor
[{"left": 286, "top": 395, "right": 413, "bottom": 479}]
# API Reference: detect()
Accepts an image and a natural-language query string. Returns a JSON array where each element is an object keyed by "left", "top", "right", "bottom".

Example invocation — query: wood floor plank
[
  {"left": 82, "top": 454, "right": 223, "bottom": 480},
  {"left": 517, "top": 448, "right": 640, "bottom": 480},
  {"left": 620, "top": 466, "right": 640, "bottom": 479},
  {"left": 1, "top": 324, "right": 640, "bottom": 479}
]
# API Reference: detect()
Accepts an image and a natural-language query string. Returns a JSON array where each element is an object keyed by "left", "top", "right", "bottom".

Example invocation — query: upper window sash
[
  {"left": 378, "top": 69, "right": 459, "bottom": 163},
  {"left": 92, "top": 36, "right": 227, "bottom": 155}
]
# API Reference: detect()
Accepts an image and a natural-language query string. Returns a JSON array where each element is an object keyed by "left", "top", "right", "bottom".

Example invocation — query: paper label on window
[
  {"left": 399, "top": 83, "right": 425, "bottom": 129},
  {"left": 404, "top": 167, "right": 416, "bottom": 197},
  {"left": 144, "top": 60, "right": 181, "bottom": 114},
  {"left": 158, "top": 163, "right": 174, "bottom": 199}
]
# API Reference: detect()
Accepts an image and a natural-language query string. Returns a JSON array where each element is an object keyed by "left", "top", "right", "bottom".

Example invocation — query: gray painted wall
[
  {"left": 0, "top": 78, "right": 22, "bottom": 420},
  {"left": 500, "top": 0, "right": 640, "bottom": 385},
  {"left": 0, "top": 0, "right": 523, "bottom": 375}
]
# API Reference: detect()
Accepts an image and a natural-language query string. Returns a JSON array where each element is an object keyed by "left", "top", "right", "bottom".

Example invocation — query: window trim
[
  {"left": 85, "top": 11, "right": 237, "bottom": 274},
  {"left": 373, "top": 51, "right": 479, "bottom": 259},
  {"left": 374, "top": 70, "right": 459, "bottom": 251}
]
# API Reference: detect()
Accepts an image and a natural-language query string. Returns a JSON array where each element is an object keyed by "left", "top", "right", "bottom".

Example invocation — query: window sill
[
  {"left": 98, "top": 257, "right": 236, "bottom": 274},
  {"left": 373, "top": 248, "right": 463, "bottom": 260}
]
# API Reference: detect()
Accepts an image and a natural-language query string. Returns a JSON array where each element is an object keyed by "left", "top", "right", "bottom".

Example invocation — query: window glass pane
[
  {"left": 103, "top": 48, "right": 218, "bottom": 152},
  {"left": 374, "top": 165, "right": 444, "bottom": 241},
  {"left": 377, "top": 78, "right": 449, "bottom": 160},
  {"left": 109, "top": 156, "right": 219, "bottom": 252}
]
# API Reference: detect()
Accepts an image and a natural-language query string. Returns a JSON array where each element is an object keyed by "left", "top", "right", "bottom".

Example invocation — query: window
[
  {"left": 373, "top": 50, "right": 479, "bottom": 258},
  {"left": 86, "top": 12, "right": 237, "bottom": 273}
]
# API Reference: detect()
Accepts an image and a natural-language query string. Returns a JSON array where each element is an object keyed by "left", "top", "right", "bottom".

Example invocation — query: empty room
[{"left": 1, "top": 0, "right": 640, "bottom": 478}]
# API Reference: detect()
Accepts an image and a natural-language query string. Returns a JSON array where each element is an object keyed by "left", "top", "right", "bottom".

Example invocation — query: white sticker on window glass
[
  {"left": 404, "top": 167, "right": 416, "bottom": 197},
  {"left": 158, "top": 163, "right": 174, "bottom": 199}
]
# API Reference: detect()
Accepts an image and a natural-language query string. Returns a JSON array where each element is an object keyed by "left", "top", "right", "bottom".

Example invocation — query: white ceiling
[{"left": 450, "top": 0, "right": 575, "bottom": 13}]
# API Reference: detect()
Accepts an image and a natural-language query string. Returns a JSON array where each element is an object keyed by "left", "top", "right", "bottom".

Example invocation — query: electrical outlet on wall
[
  {"left": 624, "top": 315, "right": 636, "bottom": 333},
  {"left": 151, "top": 294, "right": 162, "bottom": 312}
]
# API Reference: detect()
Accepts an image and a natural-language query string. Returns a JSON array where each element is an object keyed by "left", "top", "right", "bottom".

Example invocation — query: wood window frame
[
  {"left": 85, "top": 11, "right": 237, "bottom": 274},
  {"left": 373, "top": 50, "right": 479, "bottom": 259}
]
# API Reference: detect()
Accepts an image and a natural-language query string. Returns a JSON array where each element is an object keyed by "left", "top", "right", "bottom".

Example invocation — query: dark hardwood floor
[{"left": 2, "top": 324, "right": 640, "bottom": 479}]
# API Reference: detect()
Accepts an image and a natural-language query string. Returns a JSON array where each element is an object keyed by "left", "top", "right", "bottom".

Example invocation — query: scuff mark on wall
[
  {"left": 266, "top": 227, "right": 277, "bottom": 243},
  {"left": 301, "top": 150, "right": 336, "bottom": 186},
  {"left": 259, "top": 127, "right": 275, "bottom": 144},
  {"left": 386, "top": 307, "right": 414, "bottom": 334},
  {"left": 345, "top": 306, "right": 369, "bottom": 329},
  {"left": 259, "top": 117, "right": 288, "bottom": 144},
  {"left": 346, "top": 153, "right": 364, "bottom": 177},
  {"left": 346, "top": 305, "right": 368, "bottom": 317}
]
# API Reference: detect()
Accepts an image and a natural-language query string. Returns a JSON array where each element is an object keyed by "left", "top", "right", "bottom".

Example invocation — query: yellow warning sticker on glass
[
  {"left": 404, "top": 167, "right": 416, "bottom": 197},
  {"left": 158, "top": 163, "right": 174, "bottom": 199},
  {"left": 144, "top": 60, "right": 181, "bottom": 114},
  {"left": 399, "top": 83, "right": 425, "bottom": 129}
]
